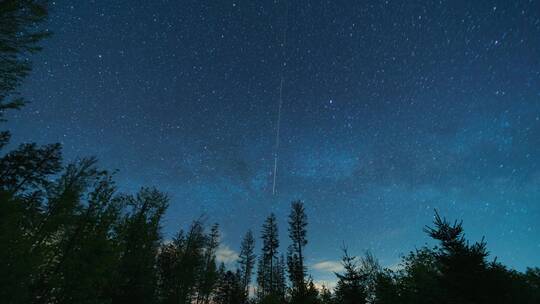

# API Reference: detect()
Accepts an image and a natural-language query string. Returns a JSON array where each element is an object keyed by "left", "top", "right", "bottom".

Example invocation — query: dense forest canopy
[{"left": 1, "top": 1, "right": 540, "bottom": 304}]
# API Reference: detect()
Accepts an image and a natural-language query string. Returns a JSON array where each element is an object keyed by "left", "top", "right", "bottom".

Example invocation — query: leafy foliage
[{"left": 0, "top": 0, "right": 50, "bottom": 119}]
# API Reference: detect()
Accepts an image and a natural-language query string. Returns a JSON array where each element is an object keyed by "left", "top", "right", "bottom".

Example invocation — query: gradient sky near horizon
[{"left": 7, "top": 0, "right": 540, "bottom": 285}]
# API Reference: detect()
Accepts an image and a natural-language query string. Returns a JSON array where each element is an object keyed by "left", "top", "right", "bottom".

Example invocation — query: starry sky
[{"left": 7, "top": 0, "right": 540, "bottom": 285}]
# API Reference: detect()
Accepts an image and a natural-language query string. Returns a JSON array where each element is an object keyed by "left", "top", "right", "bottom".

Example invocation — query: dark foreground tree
[
  {"left": 423, "top": 210, "right": 489, "bottom": 303},
  {"left": 0, "top": 3, "right": 55, "bottom": 301},
  {"left": 33, "top": 159, "right": 122, "bottom": 304},
  {"left": 334, "top": 248, "right": 367, "bottom": 304},
  {"left": 304, "top": 278, "right": 320, "bottom": 304},
  {"left": 214, "top": 270, "right": 243, "bottom": 304},
  {"left": 319, "top": 285, "right": 334, "bottom": 304},
  {"left": 287, "top": 200, "right": 309, "bottom": 303},
  {"left": 371, "top": 210, "right": 540, "bottom": 304},
  {"left": 196, "top": 223, "right": 221, "bottom": 304},
  {"left": 157, "top": 220, "right": 207, "bottom": 304},
  {"left": 112, "top": 188, "right": 168, "bottom": 304},
  {"left": 257, "top": 213, "right": 280, "bottom": 300},
  {"left": 237, "top": 230, "right": 256, "bottom": 302},
  {"left": 0, "top": 0, "right": 50, "bottom": 120}
]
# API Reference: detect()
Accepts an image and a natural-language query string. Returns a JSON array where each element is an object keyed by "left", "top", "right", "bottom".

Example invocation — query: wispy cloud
[
  {"left": 312, "top": 280, "right": 338, "bottom": 291},
  {"left": 216, "top": 245, "right": 239, "bottom": 264},
  {"left": 384, "top": 262, "right": 403, "bottom": 272},
  {"left": 312, "top": 260, "right": 343, "bottom": 273}
]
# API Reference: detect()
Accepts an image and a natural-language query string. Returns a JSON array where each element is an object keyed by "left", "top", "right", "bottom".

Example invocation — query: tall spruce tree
[
  {"left": 287, "top": 200, "right": 308, "bottom": 301},
  {"left": 257, "top": 213, "right": 280, "bottom": 300},
  {"left": 256, "top": 255, "right": 268, "bottom": 300},
  {"left": 237, "top": 230, "right": 256, "bottom": 302},
  {"left": 275, "top": 254, "right": 287, "bottom": 302}
]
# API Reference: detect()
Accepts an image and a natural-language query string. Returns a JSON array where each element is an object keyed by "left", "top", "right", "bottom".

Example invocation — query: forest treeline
[{"left": 1, "top": 2, "right": 539, "bottom": 304}]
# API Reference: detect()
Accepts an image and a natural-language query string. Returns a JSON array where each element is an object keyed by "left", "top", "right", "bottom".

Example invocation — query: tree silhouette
[
  {"left": 0, "top": 0, "right": 50, "bottom": 120},
  {"left": 334, "top": 248, "right": 367, "bottom": 304},
  {"left": 214, "top": 270, "right": 243, "bottom": 304},
  {"left": 196, "top": 223, "right": 220, "bottom": 304},
  {"left": 157, "top": 220, "right": 207, "bottom": 304},
  {"left": 424, "top": 210, "right": 490, "bottom": 303},
  {"left": 275, "top": 254, "right": 287, "bottom": 302},
  {"left": 287, "top": 200, "right": 308, "bottom": 303},
  {"left": 32, "top": 159, "right": 121, "bottom": 304},
  {"left": 237, "top": 230, "right": 256, "bottom": 302},
  {"left": 319, "top": 284, "right": 334, "bottom": 304},
  {"left": 257, "top": 213, "right": 280, "bottom": 300},
  {"left": 112, "top": 188, "right": 168, "bottom": 304}
]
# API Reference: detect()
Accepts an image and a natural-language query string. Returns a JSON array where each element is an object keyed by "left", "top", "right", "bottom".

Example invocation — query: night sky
[{"left": 8, "top": 0, "right": 540, "bottom": 286}]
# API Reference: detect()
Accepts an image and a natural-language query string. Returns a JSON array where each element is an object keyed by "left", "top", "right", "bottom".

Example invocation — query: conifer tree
[
  {"left": 334, "top": 248, "right": 367, "bottom": 304},
  {"left": 358, "top": 251, "right": 380, "bottom": 303},
  {"left": 423, "top": 210, "right": 491, "bottom": 303},
  {"left": 319, "top": 285, "right": 334, "bottom": 304},
  {"left": 372, "top": 270, "right": 400, "bottom": 304},
  {"left": 214, "top": 269, "right": 243, "bottom": 304},
  {"left": 275, "top": 254, "right": 287, "bottom": 302},
  {"left": 287, "top": 200, "right": 308, "bottom": 301},
  {"left": 257, "top": 213, "right": 280, "bottom": 299},
  {"left": 256, "top": 255, "right": 268, "bottom": 300},
  {"left": 196, "top": 223, "right": 221, "bottom": 304},
  {"left": 237, "top": 230, "right": 256, "bottom": 302},
  {"left": 305, "top": 278, "right": 320, "bottom": 304}
]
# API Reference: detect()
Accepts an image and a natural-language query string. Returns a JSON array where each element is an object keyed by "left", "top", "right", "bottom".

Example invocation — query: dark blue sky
[{"left": 8, "top": 0, "right": 540, "bottom": 285}]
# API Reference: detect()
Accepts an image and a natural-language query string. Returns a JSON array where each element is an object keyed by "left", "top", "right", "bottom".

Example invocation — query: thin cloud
[
  {"left": 313, "top": 280, "right": 338, "bottom": 291},
  {"left": 312, "top": 260, "right": 344, "bottom": 273},
  {"left": 384, "top": 262, "right": 403, "bottom": 272},
  {"left": 216, "top": 245, "right": 239, "bottom": 264}
]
